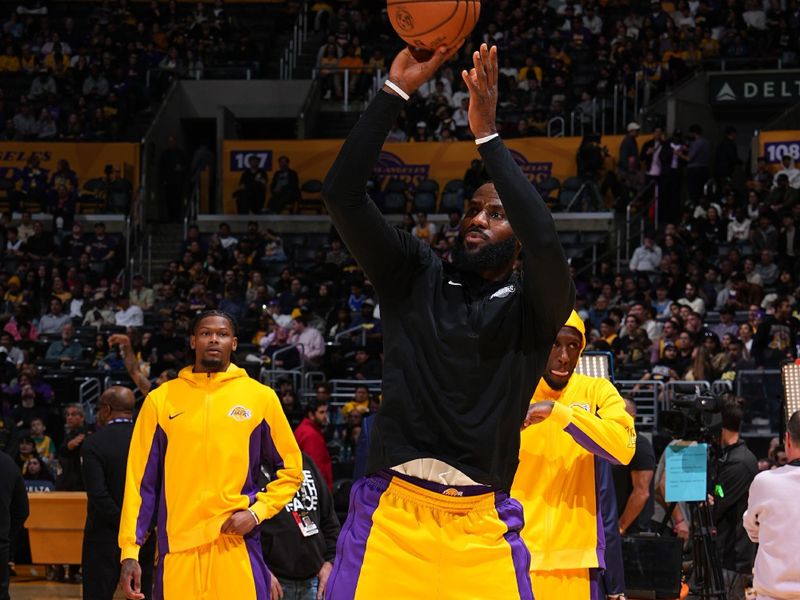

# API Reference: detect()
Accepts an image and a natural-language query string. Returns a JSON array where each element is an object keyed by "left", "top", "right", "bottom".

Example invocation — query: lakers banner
[
  {"left": 0, "top": 142, "right": 140, "bottom": 192},
  {"left": 758, "top": 130, "right": 800, "bottom": 167},
  {"left": 222, "top": 136, "right": 626, "bottom": 213}
]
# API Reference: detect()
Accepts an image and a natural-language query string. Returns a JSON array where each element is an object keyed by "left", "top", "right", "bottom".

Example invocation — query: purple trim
[
  {"left": 593, "top": 457, "right": 606, "bottom": 569},
  {"left": 152, "top": 553, "right": 164, "bottom": 600},
  {"left": 564, "top": 423, "right": 622, "bottom": 465},
  {"left": 241, "top": 420, "right": 287, "bottom": 505},
  {"left": 245, "top": 528, "right": 270, "bottom": 599},
  {"left": 589, "top": 568, "right": 603, "bottom": 600},
  {"left": 136, "top": 425, "right": 168, "bottom": 552},
  {"left": 381, "top": 469, "right": 493, "bottom": 496},
  {"left": 495, "top": 492, "right": 534, "bottom": 600},
  {"left": 325, "top": 476, "right": 389, "bottom": 600}
]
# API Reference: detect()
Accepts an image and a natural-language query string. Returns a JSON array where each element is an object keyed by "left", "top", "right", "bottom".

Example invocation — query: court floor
[{"left": 9, "top": 567, "right": 126, "bottom": 600}]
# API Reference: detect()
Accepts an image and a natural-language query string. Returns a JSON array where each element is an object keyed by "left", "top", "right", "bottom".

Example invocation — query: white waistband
[{"left": 391, "top": 458, "right": 486, "bottom": 487}]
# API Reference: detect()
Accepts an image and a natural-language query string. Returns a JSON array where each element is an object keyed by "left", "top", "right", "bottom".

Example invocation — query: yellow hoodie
[
  {"left": 511, "top": 311, "right": 635, "bottom": 571},
  {"left": 119, "top": 364, "right": 303, "bottom": 561}
]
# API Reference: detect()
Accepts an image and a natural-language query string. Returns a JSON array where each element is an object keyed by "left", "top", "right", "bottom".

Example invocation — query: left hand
[
  {"left": 220, "top": 510, "right": 258, "bottom": 536},
  {"left": 461, "top": 43, "right": 498, "bottom": 139},
  {"left": 316, "top": 561, "right": 333, "bottom": 599},
  {"left": 521, "top": 401, "right": 554, "bottom": 429}
]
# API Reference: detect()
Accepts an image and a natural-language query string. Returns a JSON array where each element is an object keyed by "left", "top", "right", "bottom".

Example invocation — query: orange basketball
[{"left": 387, "top": 0, "right": 481, "bottom": 51}]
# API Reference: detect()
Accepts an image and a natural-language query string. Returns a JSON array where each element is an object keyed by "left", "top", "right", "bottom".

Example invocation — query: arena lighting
[
  {"left": 780, "top": 360, "right": 800, "bottom": 423},
  {"left": 576, "top": 351, "right": 614, "bottom": 381}
]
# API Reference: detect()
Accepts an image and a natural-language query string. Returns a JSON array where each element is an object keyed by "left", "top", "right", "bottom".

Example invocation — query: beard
[
  {"left": 200, "top": 356, "right": 225, "bottom": 371},
  {"left": 543, "top": 371, "right": 570, "bottom": 391},
  {"left": 452, "top": 234, "right": 519, "bottom": 273}
]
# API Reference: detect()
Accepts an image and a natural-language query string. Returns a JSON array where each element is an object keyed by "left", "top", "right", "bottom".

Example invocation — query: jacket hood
[
  {"left": 564, "top": 310, "right": 587, "bottom": 354},
  {"left": 178, "top": 363, "right": 250, "bottom": 386}
]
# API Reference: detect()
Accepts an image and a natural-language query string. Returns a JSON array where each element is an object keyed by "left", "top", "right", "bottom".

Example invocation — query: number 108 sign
[
  {"left": 764, "top": 141, "right": 800, "bottom": 164},
  {"left": 230, "top": 150, "right": 273, "bottom": 171}
]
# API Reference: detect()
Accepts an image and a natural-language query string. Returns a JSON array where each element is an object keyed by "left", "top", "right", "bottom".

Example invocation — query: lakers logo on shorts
[
  {"left": 228, "top": 406, "right": 252, "bottom": 421},
  {"left": 442, "top": 488, "right": 463, "bottom": 497}
]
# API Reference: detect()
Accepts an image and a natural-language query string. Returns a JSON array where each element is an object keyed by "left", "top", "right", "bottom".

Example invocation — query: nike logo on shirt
[{"left": 168, "top": 412, "right": 185, "bottom": 420}]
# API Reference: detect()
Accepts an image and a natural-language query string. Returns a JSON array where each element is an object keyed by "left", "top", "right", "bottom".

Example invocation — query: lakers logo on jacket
[{"left": 228, "top": 405, "right": 252, "bottom": 421}]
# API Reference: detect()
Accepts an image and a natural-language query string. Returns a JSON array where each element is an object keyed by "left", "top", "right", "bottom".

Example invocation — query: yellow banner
[
  {"left": 222, "top": 136, "right": 627, "bottom": 214},
  {"left": 758, "top": 130, "right": 800, "bottom": 168},
  {"left": 0, "top": 142, "right": 139, "bottom": 195}
]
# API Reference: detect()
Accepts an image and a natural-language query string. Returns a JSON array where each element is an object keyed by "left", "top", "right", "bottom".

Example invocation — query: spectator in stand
[
  {"left": 45, "top": 323, "right": 84, "bottom": 363},
  {"left": 712, "top": 306, "right": 740, "bottom": 340},
  {"left": 294, "top": 400, "right": 333, "bottom": 491},
  {"left": 23, "top": 221, "right": 54, "bottom": 261},
  {"left": 113, "top": 295, "right": 144, "bottom": 328},
  {"left": 235, "top": 155, "right": 267, "bottom": 215},
  {"left": 727, "top": 208, "right": 751, "bottom": 245},
  {"left": 629, "top": 233, "right": 662, "bottom": 272},
  {"left": 86, "top": 222, "right": 116, "bottom": 276},
  {"left": 269, "top": 156, "right": 300, "bottom": 214},
  {"left": 680, "top": 124, "right": 711, "bottom": 202},
  {"left": 678, "top": 282, "right": 706, "bottom": 316},
  {"left": 743, "top": 410, "right": 800, "bottom": 600},
  {"left": 38, "top": 298, "right": 71, "bottom": 336},
  {"left": 714, "top": 396, "right": 759, "bottom": 600},
  {"left": 773, "top": 155, "right": 800, "bottom": 189},
  {"left": 755, "top": 250, "right": 779, "bottom": 286},
  {"left": 714, "top": 126, "right": 742, "bottom": 184},
  {"left": 56, "top": 403, "right": 88, "bottom": 491},
  {"left": 288, "top": 315, "right": 325, "bottom": 368},
  {"left": 261, "top": 452, "right": 339, "bottom": 600},
  {"left": 752, "top": 215, "right": 779, "bottom": 253},
  {"left": 129, "top": 273, "right": 154, "bottom": 311},
  {"left": 0, "top": 450, "right": 29, "bottom": 600},
  {"left": 618, "top": 122, "right": 641, "bottom": 174},
  {"left": 411, "top": 212, "right": 436, "bottom": 245},
  {"left": 613, "top": 398, "right": 655, "bottom": 535}
]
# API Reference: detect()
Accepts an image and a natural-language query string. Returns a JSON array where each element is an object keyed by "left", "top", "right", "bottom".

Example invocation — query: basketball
[{"left": 387, "top": 0, "right": 481, "bottom": 51}]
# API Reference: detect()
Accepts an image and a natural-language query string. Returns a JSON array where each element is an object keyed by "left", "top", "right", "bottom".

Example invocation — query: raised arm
[
  {"left": 463, "top": 45, "right": 573, "bottom": 343},
  {"left": 322, "top": 46, "right": 455, "bottom": 292}
]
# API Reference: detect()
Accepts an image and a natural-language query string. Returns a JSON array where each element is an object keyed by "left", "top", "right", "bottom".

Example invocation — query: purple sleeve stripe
[
  {"left": 564, "top": 423, "right": 622, "bottom": 465},
  {"left": 135, "top": 425, "right": 167, "bottom": 547},
  {"left": 260, "top": 419, "right": 286, "bottom": 472}
]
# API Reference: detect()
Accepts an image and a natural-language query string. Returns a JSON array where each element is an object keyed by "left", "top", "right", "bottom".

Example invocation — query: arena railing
[
  {"left": 333, "top": 324, "right": 368, "bottom": 347},
  {"left": 327, "top": 379, "right": 382, "bottom": 405},
  {"left": 278, "top": 3, "right": 310, "bottom": 80},
  {"left": 616, "top": 380, "right": 663, "bottom": 430},
  {"left": 311, "top": 66, "right": 384, "bottom": 112}
]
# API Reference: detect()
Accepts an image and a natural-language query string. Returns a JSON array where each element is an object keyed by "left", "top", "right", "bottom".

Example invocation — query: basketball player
[
  {"left": 322, "top": 44, "right": 574, "bottom": 600},
  {"left": 118, "top": 311, "right": 303, "bottom": 600},
  {"left": 511, "top": 311, "right": 635, "bottom": 599}
]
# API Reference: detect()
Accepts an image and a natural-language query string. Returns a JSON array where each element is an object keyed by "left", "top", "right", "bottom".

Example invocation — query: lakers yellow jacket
[
  {"left": 118, "top": 364, "right": 303, "bottom": 561},
  {"left": 511, "top": 374, "right": 635, "bottom": 571}
]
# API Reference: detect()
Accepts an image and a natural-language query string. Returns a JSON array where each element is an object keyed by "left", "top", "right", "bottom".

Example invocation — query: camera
[{"left": 660, "top": 392, "right": 723, "bottom": 442}]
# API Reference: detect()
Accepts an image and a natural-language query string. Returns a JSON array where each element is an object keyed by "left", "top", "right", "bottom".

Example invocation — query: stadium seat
[
  {"left": 412, "top": 192, "right": 437, "bottom": 213},
  {"left": 383, "top": 192, "right": 407, "bottom": 214},
  {"left": 296, "top": 179, "right": 325, "bottom": 214}
]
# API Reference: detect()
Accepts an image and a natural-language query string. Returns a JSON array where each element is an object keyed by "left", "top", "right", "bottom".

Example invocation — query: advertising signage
[{"left": 709, "top": 71, "right": 800, "bottom": 106}]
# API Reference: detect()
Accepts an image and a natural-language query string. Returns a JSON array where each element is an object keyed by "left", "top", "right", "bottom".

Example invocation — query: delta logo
[
  {"left": 508, "top": 150, "right": 553, "bottom": 185},
  {"left": 228, "top": 406, "right": 252, "bottom": 421},
  {"left": 374, "top": 151, "right": 430, "bottom": 192}
]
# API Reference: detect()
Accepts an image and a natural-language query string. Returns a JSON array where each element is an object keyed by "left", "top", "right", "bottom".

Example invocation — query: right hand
[
  {"left": 269, "top": 569, "right": 284, "bottom": 599},
  {"left": 385, "top": 44, "right": 461, "bottom": 97},
  {"left": 119, "top": 558, "right": 144, "bottom": 600},
  {"left": 461, "top": 43, "right": 498, "bottom": 139},
  {"left": 674, "top": 519, "right": 690, "bottom": 541},
  {"left": 109, "top": 333, "right": 132, "bottom": 349}
]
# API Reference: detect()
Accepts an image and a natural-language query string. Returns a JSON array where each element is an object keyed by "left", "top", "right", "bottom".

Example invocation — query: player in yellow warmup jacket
[
  {"left": 511, "top": 311, "right": 635, "bottom": 600},
  {"left": 118, "top": 311, "right": 303, "bottom": 600}
]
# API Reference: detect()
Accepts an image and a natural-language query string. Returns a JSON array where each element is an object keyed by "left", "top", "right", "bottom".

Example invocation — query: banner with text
[
  {"left": 222, "top": 136, "right": 626, "bottom": 213},
  {"left": 0, "top": 142, "right": 140, "bottom": 192},
  {"left": 758, "top": 130, "right": 800, "bottom": 167}
]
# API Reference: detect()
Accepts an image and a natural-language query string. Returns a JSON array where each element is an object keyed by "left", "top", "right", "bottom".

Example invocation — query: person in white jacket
[{"left": 743, "top": 410, "right": 800, "bottom": 600}]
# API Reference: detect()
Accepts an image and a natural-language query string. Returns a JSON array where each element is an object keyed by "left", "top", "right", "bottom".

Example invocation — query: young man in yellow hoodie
[
  {"left": 511, "top": 311, "right": 635, "bottom": 599},
  {"left": 118, "top": 310, "right": 303, "bottom": 600}
]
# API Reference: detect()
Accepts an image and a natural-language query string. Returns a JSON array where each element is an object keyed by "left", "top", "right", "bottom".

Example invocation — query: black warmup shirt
[{"left": 322, "top": 91, "right": 574, "bottom": 491}]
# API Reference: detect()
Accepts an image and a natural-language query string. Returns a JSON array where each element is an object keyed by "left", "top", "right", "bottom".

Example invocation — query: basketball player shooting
[{"left": 322, "top": 44, "right": 574, "bottom": 600}]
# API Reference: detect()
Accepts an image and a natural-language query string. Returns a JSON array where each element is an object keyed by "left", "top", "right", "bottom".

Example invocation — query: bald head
[
  {"left": 96, "top": 386, "right": 135, "bottom": 426},
  {"left": 623, "top": 397, "right": 637, "bottom": 418}
]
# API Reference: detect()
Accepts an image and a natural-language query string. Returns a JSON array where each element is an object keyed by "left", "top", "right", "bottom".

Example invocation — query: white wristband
[
  {"left": 247, "top": 508, "right": 260, "bottom": 525},
  {"left": 475, "top": 133, "right": 500, "bottom": 145},
  {"left": 384, "top": 79, "right": 410, "bottom": 101}
]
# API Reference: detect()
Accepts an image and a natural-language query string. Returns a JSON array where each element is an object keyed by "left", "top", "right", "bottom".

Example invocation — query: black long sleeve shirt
[
  {"left": 0, "top": 451, "right": 29, "bottom": 550},
  {"left": 322, "top": 91, "right": 574, "bottom": 491}
]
